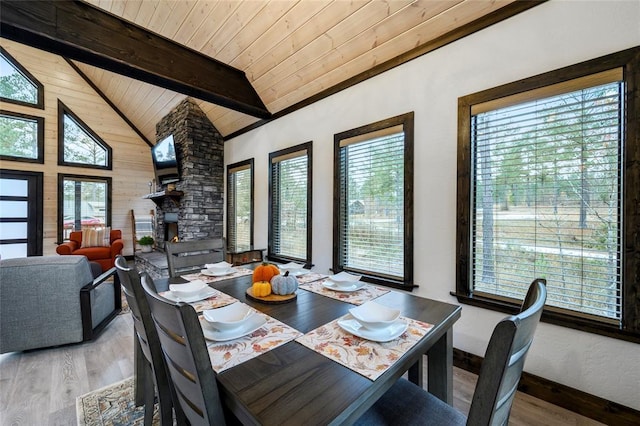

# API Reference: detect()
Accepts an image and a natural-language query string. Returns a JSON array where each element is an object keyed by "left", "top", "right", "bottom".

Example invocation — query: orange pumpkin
[{"left": 252, "top": 262, "right": 280, "bottom": 283}]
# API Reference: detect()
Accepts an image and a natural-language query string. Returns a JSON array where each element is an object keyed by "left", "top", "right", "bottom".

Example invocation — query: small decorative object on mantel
[{"left": 138, "top": 236, "right": 154, "bottom": 253}]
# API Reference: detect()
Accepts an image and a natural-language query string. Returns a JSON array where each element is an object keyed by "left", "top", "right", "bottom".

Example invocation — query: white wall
[{"left": 226, "top": 0, "right": 640, "bottom": 410}]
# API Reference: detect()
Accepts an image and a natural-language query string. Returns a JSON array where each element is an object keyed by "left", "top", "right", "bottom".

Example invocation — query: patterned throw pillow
[{"left": 81, "top": 227, "right": 111, "bottom": 247}]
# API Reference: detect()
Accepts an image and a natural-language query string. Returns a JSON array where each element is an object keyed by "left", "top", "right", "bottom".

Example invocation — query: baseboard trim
[{"left": 453, "top": 348, "right": 640, "bottom": 425}]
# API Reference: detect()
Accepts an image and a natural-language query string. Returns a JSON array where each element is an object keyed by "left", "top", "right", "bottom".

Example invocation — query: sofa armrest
[
  {"left": 80, "top": 266, "right": 122, "bottom": 341},
  {"left": 110, "top": 238, "right": 124, "bottom": 258},
  {"left": 56, "top": 241, "right": 78, "bottom": 255}
]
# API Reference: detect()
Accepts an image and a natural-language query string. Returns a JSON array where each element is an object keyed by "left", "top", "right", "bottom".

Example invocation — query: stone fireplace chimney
[{"left": 153, "top": 98, "right": 224, "bottom": 246}]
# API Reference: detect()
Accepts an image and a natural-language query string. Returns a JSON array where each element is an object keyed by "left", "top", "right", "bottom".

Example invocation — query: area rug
[{"left": 76, "top": 376, "right": 158, "bottom": 426}]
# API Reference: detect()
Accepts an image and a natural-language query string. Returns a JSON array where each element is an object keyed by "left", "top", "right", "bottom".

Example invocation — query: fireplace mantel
[{"left": 143, "top": 190, "right": 184, "bottom": 207}]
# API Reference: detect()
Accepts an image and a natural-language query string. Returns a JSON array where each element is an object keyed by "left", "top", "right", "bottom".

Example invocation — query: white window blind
[
  {"left": 227, "top": 164, "right": 252, "bottom": 251},
  {"left": 338, "top": 132, "right": 404, "bottom": 279},
  {"left": 472, "top": 80, "right": 622, "bottom": 321},
  {"left": 271, "top": 152, "right": 308, "bottom": 260}
]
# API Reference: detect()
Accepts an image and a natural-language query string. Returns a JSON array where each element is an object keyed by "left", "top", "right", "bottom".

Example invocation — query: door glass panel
[
  {"left": 0, "top": 243, "right": 27, "bottom": 259},
  {"left": 0, "top": 178, "right": 28, "bottom": 196},
  {"left": 0, "top": 200, "right": 27, "bottom": 217},
  {"left": 0, "top": 222, "right": 27, "bottom": 239}
]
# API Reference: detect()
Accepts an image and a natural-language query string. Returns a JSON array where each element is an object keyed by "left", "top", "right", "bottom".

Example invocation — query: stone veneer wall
[{"left": 153, "top": 98, "right": 224, "bottom": 244}]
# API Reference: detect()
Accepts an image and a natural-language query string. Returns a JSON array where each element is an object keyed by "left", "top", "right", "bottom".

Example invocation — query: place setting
[
  {"left": 181, "top": 261, "right": 254, "bottom": 283},
  {"left": 296, "top": 301, "right": 434, "bottom": 381},
  {"left": 159, "top": 279, "right": 237, "bottom": 312},
  {"left": 298, "top": 271, "right": 390, "bottom": 305},
  {"left": 199, "top": 302, "right": 303, "bottom": 373}
]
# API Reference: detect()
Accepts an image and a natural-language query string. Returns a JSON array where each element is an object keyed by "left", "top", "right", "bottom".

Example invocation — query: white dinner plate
[
  {"left": 337, "top": 314, "right": 407, "bottom": 342},
  {"left": 322, "top": 279, "right": 366, "bottom": 292},
  {"left": 163, "top": 286, "right": 218, "bottom": 303},
  {"left": 201, "top": 268, "right": 235, "bottom": 277},
  {"left": 289, "top": 268, "right": 310, "bottom": 277},
  {"left": 201, "top": 314, "right": 267, "bottom": 341}
]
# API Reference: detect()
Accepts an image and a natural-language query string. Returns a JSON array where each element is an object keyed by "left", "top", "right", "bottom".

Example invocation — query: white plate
[
  {"left": 289, "top": 268, "right": 310, "bottom": 276},
  {"left": 337, "top": 314, "right": 407, "bottom": 342},
  {"left": 201, "top": 268, "right": 235, "bottom": 277},
  {"left": 163, "top": 286, "right": 218, "bottom": 303},
  {"left": 329, "top": 271, "right": 361, "bottom": 283},
  {"left": 202, "top": 314, "right": 267, "bottom": 342},
  {"left": 322, "top": 279, "right": 366, "bottom": 292}
]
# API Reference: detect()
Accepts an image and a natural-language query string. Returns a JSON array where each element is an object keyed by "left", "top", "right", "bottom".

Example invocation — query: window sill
[{"left": 451, "top": 292, "right": 640, "bottom": 344}]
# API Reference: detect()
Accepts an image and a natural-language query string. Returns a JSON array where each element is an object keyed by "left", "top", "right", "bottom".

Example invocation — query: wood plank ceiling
[{"left": 72, "top": 0, "right": 519, "bottom": 142}]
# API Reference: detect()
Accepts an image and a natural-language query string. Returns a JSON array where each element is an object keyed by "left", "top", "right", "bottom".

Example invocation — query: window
[
  {"left": 227, "top": 159, "right": 254, "bottom": 252},
  {"left": 0, "top": 46, "right": 44, "bottom": 109},
  {"left": 0, "top": 110, "right": 44, "bottom": 163},
  {"left": 58, "top": 100, "right": 112, "bottom": 169},
  {"left": 334, "top": 113, "right": 414, "bottom": 289},
  {"left": 456, "top": 47, "right": 640, "bottom": 342},
  {"left": 269, "top": 142, "right": 312, "bottom": 264},
  {"left": 58, "top": 174, "right": 111, "bottom": 242}
]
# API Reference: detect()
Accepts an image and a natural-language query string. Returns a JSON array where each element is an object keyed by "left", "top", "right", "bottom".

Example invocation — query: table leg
[
  {"left": 133, "top": 332, "right": 146, "bottom": 406},
  {"left": 426, "top": 329, "right": 453, "bottom": 404},
  {"left": 408, "top": 356, "right": 423, "bottom": 387}
]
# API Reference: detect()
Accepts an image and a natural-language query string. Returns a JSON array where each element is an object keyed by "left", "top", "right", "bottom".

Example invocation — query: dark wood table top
[{"left": 162, "top": 273, "right": 461, "bottom": 425}]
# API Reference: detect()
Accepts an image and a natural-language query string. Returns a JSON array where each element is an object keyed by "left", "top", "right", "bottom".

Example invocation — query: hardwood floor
[{"left": 0, "top": 313, "right": 602, "bottom": 425}]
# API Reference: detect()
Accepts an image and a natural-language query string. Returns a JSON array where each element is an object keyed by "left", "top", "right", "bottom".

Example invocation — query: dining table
[{"left": 137, "top": 267, "right": 461, "bottom": 425}]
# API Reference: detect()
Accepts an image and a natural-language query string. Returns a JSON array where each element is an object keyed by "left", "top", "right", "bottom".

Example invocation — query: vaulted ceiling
[{"left": 7, "top": 0, "right": 533, "bottom": 143}]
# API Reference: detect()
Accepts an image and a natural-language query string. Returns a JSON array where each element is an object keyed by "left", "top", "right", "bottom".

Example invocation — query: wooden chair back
[
  {"left": 165, "top": 239, "right": 226, "bottom": 278},
  {"left": 141, "top": 272, "right": 227, "bottom": 426},
  {"left": 467, "top": 278, "right": 547, "bottom": 425},
  {"left": 114, "top": 256, "right": 174, "bottom": 425}
]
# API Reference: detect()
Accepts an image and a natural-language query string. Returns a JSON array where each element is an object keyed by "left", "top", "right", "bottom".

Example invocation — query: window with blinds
[
  {"left": 227, "top": 159, "right": 253, "bottom": 252},
  {"left": 471, "top": 72, "right": 623, "bottom": 321},
  {"left": 334, "top": 113, "right": 414, "bottom": 287},
  {"left": 269, "top": 142, "right": 312, "bottom": 263}
]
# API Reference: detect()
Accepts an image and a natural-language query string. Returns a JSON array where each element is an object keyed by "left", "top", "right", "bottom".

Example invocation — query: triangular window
[
  {"left": 58, "top": 100, "right": 112, "bottom": 169},
  {"left": 0, "top": 47, "right": 44, "bottom": 109}
]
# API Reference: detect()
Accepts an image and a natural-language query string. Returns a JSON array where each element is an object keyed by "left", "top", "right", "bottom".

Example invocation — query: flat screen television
[{"left": 152, "top": 135, "right": 180, "bottom": 185}]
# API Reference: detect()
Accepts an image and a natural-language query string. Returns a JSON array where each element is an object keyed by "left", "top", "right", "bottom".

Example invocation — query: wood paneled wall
[{"left": 0, "top": 38, "right": 155, "bottom": 256}]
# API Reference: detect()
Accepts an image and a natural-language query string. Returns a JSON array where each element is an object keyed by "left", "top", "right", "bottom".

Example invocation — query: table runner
[
  {"left": 296, "top": 316, "right": 434, "bottom": 381},
  {"left": 159, "top": 289, "right": 238, "bottom": 312},
  {"left": 298, "top": 278, "right": 389, "bottom": 305},
  {"left": 182, "top": 267, "right": 254, "bottom": 283},
  {"left": 201, "top": 314, "right": 303, "bottom": 373}
]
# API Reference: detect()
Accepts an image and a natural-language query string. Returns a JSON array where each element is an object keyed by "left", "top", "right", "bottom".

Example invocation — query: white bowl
[
  {"left": 169, "top": 280, "right": 208, "bottom": 297},
  {"left": 329, "top": 271, "right": 362, "bottom": 287},
  {"left": 279, "top": 262, "right": 305, "bottom": 272},
  {"left": 203, "top": 303, "right": 255, "bottom": 331},
  {"left": 349, "top": 301, "right": 400, "bottom": 330},
  {"left": 205, "top": 261, "right": 233, "bottom": 273}
]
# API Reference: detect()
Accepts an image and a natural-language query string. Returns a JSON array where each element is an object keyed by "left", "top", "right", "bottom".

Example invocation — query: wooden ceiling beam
[{"left": 0, "top": 0, "right": 271, "bottom": 119}]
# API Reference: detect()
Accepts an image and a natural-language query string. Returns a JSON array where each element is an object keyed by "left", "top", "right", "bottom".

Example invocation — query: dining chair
[
  {"left": 165, "top": 238, "right": 226, "bottom": 278},
  {"left": 141, "top": 271, "right": 233, "bottom": 426},
  {"left": 356, "top": 278, "right": 547, "bottom": 426},
  {"left": 114, "top": 256, "right": 174, "bottom": 426}
]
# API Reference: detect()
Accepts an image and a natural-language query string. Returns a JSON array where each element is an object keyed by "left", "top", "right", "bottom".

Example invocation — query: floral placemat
[
  {"left": 201, "top": 314, "right": 303, "bottom": 373},
  {"left": 158, "top": 290, "right": 238, "bottom": 312},
  {"left": 182, "top": 267, "right": 254, "bottom": 283},
  {"left": 298, "top": 279, "right": 389, "bottom": 305},
  {"left": 295, "top": 272, "right": 329, "bottom": 285},
  {"left": 296, "top": 316, "right": 433, "bottom": 381}
]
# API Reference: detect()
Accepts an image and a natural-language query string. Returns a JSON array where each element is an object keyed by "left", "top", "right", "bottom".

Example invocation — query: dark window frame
[
  {"left": 268, "top": 141, "right": 313, "bottom": 266},
  {"left": 333, "top": 112, "right": 415, "bottom": 290},
  {"left": 57, "top": 173, "right": 112, "bottom": 243},
  {"left": 455, "top": 47, "right": 640, "bottom": 343},
  {"left": 226, "top": 158, "right": 255, "bottom": 252},
  {"left": 0, "top": 109, "right": 44, "bottom": 164},
  {"left": 0, "top": 46, "right": 44, "bottom": 109},
  {"left": 58, "top": 100, "right": 113, "bottom": 170}
]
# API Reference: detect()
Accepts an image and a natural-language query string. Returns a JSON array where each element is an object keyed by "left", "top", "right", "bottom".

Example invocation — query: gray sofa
[{"left": 0, "top": 255, "right": 121, "bottom": 353}]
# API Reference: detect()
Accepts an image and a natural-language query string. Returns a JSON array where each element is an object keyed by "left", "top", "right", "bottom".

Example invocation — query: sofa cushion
[
  {"left": 81, "top": 227, "right": 111, "bottom": 248},
  {"left": 74, "top": 246, "right": 112, "bottom": 261}
]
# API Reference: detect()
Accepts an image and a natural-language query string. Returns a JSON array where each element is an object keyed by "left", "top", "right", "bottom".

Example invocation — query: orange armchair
[{"left": 56, "top": 229, "right": 124, "bottom": 272}]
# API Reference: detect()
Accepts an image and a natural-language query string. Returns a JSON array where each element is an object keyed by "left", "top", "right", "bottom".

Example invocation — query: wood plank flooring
[{"left": 0, "top": 314, "right": 602, "bottom": 425}]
